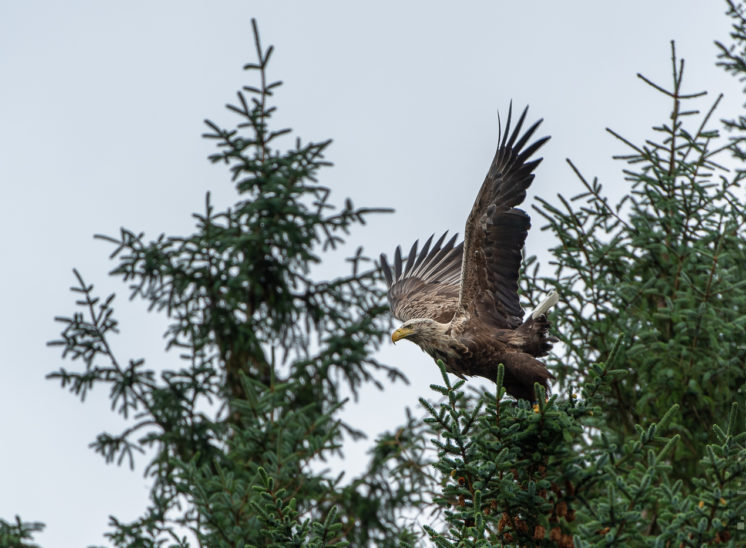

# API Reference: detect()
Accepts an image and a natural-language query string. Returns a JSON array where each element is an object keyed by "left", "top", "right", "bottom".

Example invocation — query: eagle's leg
[
  {"left": 515, "top": 315, "right": 557, "bottom": 357},
  {"left": 516, "top": 291, "right": 559, "bottom": 357}
]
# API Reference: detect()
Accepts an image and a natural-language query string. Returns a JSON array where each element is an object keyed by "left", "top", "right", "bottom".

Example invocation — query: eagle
[{"left": 379, "top": 105, "right": 558, "bottom": 401}]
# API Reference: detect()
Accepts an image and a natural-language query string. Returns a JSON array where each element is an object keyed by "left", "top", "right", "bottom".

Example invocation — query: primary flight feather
[{"left": 379, "top": 104, "right": 558, "bottom": 401}]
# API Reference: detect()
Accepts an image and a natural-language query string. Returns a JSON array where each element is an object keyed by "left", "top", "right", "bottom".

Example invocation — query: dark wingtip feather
[
  {"left": 511, "top": 118, "right": 544, "bottom": 156},
  {"left": 414, "top": 234, "right": 435, "bottom": 270},
  {"left": 505, "top": 105, "right": 529, "bottom": 151},
  {"left": 380, "top": 254, "right": 393, "bottom": 287},
  {"left": 428, "top": 231, "right": 459, "bottom": 268},
  {"left": 429, "top": 231, "right": 449, "bottom": 260},
  {"left": 394, "top": 246, "right": 403, "bottom": 279},
  {"left": 405, "top": 240, "right": 419, "bottom": 274},
  {"left": 499, "top": 102, "right": 514, "bottom": 150},
  {"left": 516, "top": 135, "right": 550, "bottom": 165}
]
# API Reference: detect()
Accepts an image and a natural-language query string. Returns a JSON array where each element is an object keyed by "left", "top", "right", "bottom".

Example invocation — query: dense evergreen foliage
[
  {"left": 523, "top": 41, "right": 746, "bottom": 486},
  {"left": 12, "top": 21, "right": 429, "bottom": 547},
  {"left": 6, "top": 4, "right": 746, "bottom": 546}
]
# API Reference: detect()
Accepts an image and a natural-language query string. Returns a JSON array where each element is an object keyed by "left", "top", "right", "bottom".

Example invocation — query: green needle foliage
[
  {"left": 8, "top": 4, "right": 746, "bottom": 547},
  {"left": 423, "top": 2, "right": 746, "bottom": 546},
  {"left": 39, "top": 20, "right": 431, "bottom": 547},
  {"left": 523, "top": 41, "right": 746, "bottom": 485},
  {"left": 421, "top": 353, "right": 746, "bottom": 545},
  {"left": 0, "top": 517, "right": 44, "bottom": 548}
]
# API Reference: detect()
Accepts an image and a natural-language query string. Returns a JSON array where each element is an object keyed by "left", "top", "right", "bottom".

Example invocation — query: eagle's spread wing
[
  {"left": 380, "top": 232, "right": 463, "bottom": 323},
  {"left": 456, "top": 105, "right": 550, "bottom": 329}
]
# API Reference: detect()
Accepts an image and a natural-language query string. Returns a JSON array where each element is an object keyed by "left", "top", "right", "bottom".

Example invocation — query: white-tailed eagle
[{"left": 380, "top": 105, "right": 558, "bottom": 401}]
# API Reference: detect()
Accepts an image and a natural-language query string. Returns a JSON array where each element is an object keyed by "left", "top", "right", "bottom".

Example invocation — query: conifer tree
[
  {"left": 38, "top": 21, "right": 432, "bottom": 547},
  {"left": 521, "top": 38, "right": 746, "bottom": 485},
  {"left": 420, "top": 4, "right": 746, "bottom": 545}
]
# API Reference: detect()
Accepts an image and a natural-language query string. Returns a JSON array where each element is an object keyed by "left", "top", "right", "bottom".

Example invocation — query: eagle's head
[{"left": 391, "top": 318, "right": 449, "bottom": 347}]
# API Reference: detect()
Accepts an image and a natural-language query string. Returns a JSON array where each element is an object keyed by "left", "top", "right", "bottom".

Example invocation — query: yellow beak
[{"left": 391, "top": 326, "right": 414, "bottom": 343}]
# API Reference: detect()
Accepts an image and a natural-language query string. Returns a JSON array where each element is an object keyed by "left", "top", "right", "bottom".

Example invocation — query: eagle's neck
[{"left": 412, "top": 320, "right": 462, "bottom": 360}]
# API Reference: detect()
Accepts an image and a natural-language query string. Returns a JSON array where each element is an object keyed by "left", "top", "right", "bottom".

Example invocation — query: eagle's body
[{"left": 380, "top": 105, "right": 557, "bottom": 401}]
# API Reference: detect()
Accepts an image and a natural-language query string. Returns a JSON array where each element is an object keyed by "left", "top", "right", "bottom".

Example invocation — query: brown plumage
[{"left": 379, "top": 104, "right": 557, "bottom": 401}]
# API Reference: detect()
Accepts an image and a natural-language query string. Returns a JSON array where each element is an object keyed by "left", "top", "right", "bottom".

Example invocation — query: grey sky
[{"left": 1, "top": 2, "right": 739, "bottom": 546}]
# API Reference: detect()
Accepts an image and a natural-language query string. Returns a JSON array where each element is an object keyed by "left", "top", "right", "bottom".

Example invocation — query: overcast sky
[{"left": 1, "top": 2, "right": 741, "bottom": 546}]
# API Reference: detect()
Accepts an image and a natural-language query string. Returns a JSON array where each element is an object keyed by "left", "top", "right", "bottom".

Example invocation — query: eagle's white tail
[{"left": 531, "top": 290, "right": 559, "bottom": 319}]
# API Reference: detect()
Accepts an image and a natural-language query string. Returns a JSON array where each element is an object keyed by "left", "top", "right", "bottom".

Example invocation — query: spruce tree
[
  {"left": 522, "top": 38, "right": 746, "bottom": 485},
  {"left": 39, "top": 21, "right": 431, "bottom": 547},
  {"left": 420, "top": 5, "right": 746, "bottom": 545}
]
